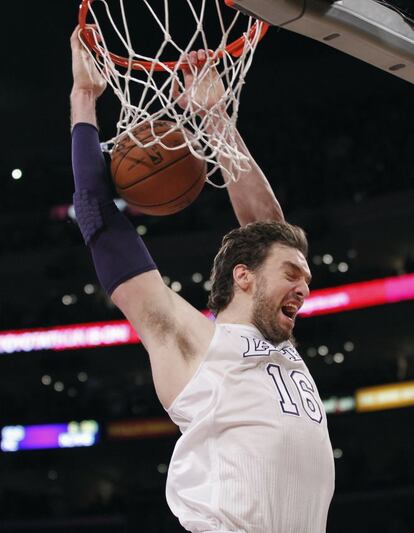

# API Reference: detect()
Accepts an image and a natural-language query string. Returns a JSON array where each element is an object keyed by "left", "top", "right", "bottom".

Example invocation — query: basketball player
[{"left": 70, "top": 26, "right": 334, "bottom": 533}]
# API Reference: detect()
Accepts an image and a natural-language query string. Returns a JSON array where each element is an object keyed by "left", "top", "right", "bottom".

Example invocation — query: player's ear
[{"left": 233, "top": 264, "right": 254, "bottom": 292}]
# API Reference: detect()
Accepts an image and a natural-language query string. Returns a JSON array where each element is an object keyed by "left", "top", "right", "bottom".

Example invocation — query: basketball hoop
[{"left": 78, "top": 0, "right": 269, "bottom": 186}]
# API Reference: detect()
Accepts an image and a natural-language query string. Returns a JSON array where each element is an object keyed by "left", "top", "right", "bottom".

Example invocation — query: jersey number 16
[{"left": 266, "top": 364, "right": 323, "bottom": 424}]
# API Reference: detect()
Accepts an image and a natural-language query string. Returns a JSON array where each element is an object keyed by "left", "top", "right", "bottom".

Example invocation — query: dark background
[{"left": 1, "top": 1, "right": 414, "bottom": 532}]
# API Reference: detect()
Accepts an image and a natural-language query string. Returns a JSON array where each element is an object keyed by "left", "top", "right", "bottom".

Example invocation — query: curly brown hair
[{"left": 207, "top": 221, "right": 308, "bottom": 315}]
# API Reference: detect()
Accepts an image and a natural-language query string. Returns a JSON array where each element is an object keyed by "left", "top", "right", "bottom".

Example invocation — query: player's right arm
[
  {"left": 70, "top": 27, "right": 215, "bottom": 409},
  {"left": 176, "top": 50, "right": 284, "bottom": 226}
]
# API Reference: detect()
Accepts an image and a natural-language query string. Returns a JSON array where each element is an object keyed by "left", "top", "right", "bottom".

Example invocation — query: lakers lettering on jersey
[{"left": 166, "top": 323, "right": 335, "bottom": 533}]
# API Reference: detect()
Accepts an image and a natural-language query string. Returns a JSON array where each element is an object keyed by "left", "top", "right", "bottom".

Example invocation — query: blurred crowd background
[{"left": 0, "top": 1, "right": 414, "bottom": 532}]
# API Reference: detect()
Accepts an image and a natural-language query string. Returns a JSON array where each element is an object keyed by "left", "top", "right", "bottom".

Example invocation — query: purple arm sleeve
[
  {"left": 72, "top": 123, "right": 157, "bottom": 295},
  {"left": 71, "top": 123, "right": 112, "bottom": 201}
]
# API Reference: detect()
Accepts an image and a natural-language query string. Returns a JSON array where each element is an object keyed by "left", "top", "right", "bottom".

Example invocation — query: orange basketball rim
[{"left": 78, "top": 0, "right": 270, "bottom": 71}]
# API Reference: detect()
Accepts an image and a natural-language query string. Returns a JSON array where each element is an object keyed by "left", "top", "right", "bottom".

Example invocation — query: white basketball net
[{"left": 80, "top": 0, "right": 266, "bottom": 187}]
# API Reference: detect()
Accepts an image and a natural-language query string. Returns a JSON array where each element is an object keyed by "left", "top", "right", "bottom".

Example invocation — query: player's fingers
[
  {"left": 70, "top": 25, "right": 82, "bottom": 49},
  {"left": 197, "top": 49, "right": 207, "bottom": 64},
  {"left": 182, "top": 67, "right": 194, "bottom": 90},
  {"left": 180, "top": 49, "right": 215, "bottom": 75},
  {"left": 171, "top": 76, "right": 181, "bottom": 99},
  {"left": 177, "top": 52, "right": 190, "bottom": 74},
  {"left": 197, "top": 49, "right": 218, "bottom": 74},
  {"left": 70, "top": 25, "right": 80, "bottom": 40},
  {"left": 86, "top": 24, "right": 102, "bottom": 41},
  {"left": 188, "top": 50, "right": 199, "bottom": 68}
]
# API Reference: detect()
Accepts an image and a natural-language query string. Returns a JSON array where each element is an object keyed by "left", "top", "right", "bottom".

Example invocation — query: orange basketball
[{"left": 111, "top": 121, "right": 207, "bottom": 216}]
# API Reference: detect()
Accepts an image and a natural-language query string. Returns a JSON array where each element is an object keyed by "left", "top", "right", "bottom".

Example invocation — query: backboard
[{"left": 226, "top": 0, "right": 414, "bottom": 84}]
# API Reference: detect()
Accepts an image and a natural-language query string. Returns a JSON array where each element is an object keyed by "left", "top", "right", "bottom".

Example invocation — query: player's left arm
[
  {"left": 223, "top": 127, "right": 284, "bottom": 226},
  {"left": 176, "top": 50, "right": 284, "bottom": 226}
]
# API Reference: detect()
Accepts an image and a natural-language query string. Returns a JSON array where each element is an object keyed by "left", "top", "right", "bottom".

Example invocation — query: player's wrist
[
  {"left": 70, "top": 87, "right": 100, "bottom": 101},
  {"left": 70, "top": 109, "right": 98, "bottom": 130},
  {"left": 70, "top": 89, "right": 99, "bottom": 129}
]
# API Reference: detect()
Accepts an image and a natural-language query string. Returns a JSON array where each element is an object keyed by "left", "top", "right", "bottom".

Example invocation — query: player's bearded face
[
  {"left": 251, "top": 275, "right": 294, "bottom": 345},
  {"left": 249, "top": 245, "right": 311, "bottom": 345}
]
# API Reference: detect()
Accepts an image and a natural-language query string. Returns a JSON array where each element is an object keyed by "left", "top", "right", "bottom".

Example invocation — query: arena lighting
[
  {"left": 11, "top": 169, "right": 23, "bottom": 180},
  {"left": 344, "top": 341, "right": 355, "bottom": 352},
  {"left": 48, "top": 470, "right": 58, "bottom": 480},
  {"left": 106, "top": 418, "right": 179, "bottom": 440},
  {"left": 333, "top": 449, "right": 343, "bottom": 459},
  {"left": 299, "top": 272, "right": 414, "bottom": 317},
  {"left": 338, "top": 262, "right": 349, "bottom": 273},
  {"left": 0, "top": 320, "right": 139, "bottom": 355},
  {"left": 77, "top": 371, "right": 88, "bottom": 382},
  {"left": 54, "top": 381, "right": 64, "bottom": 392},
  {"left": 157, "top": 464, "right": 168, "bottom": 474},
  {"left": 318, "top": 345, "right": 329, "bottom": 356},
  {"left": 41, "top": 374, "right": 52, "bottom": 386},
  {"left": 192, "top": 272, "right": 203, "bottom": 283},
  {"left": 171, "top": 281, "right": 182, "bottom": 293},
  {"left": 323, "top": 395, "right": 355, "bottom": 414},
  {"left": 0, "top": 274, "right": 414, "bottom": 355},
  {"left": 137, "top": 225, "right": 147, "bottom": 236},
  {"left": 356, "top": 381, "right": 414, "bottom": 412},
  {"left": 1, "top": 420, "right": 100, "bottom": 452},
  {"left": 83, "top": 283, "right": 95, "bottom": 295}
]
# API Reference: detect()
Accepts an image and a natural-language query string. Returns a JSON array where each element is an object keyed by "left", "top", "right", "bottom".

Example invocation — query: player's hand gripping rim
[
  {"left": 70, "top": 24, "right": 107, "bottom": 99},
  {"left": 172, "top": 49, "right": 226, "bottom": 117}
]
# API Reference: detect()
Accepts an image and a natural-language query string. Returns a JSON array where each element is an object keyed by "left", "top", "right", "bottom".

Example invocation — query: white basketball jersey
[{"left": 166, "top": 323, "right": 335, "bottom": 533}]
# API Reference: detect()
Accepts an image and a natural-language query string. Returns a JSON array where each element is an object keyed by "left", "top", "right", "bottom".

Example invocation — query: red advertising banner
[{"left": 1, "top": 274, "right": 413, "bottom": 355}]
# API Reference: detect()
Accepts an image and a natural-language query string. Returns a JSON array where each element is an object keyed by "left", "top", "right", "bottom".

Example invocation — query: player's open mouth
[{"left": 281, "top": 303, "right": 300, "bottom": 321}]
